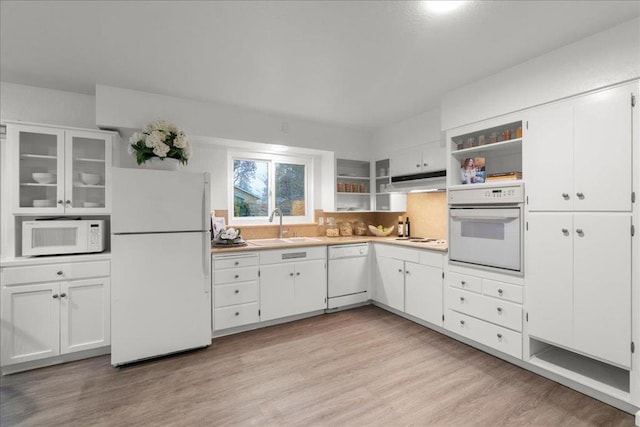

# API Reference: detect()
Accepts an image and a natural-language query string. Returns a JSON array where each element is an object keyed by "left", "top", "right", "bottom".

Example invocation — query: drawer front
[
  {"left": 214, "top": 266, "right": 258, "bottom": 285},
  {"left": 1, "top": 260, "right": 110, "bottom": 285},
  {"left": 419, "top": 250, "right": 443, "bottom": 268},
  {"left": 445, "top": 310, "right": 522, "bottom": 359},
  {"left": 373, "top": 244, "right": 420, "bottom": 263},
  {"left": 482, "top": 279, "right": 523, "bottom": 304},
  {"left": 259, "top": 246, "right": 326, "bottom": 265},
  {"left": 214, "top": 254, "right": 258, "bottom": 270},
  {"left": 214, "top": 282, "right": 258, "bottom": 308},
  {"left": 447, "top": 272, "right": 481, "bottom": 293},
  {"left": 448, "top": 287, "right": 522, "bottom": 332},
  {"left": 214, "top": 303, "right": 259, "bottom": 330}
]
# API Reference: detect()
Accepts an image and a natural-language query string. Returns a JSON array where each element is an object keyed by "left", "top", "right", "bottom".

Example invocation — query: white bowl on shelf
[
  {"left": 82, "top": 201, "right": 101, "bottom": 208},
  {"left": 80, "top": 173, "right": 101, "bottom": 185},
  {"left": 32, "top": 173, "right": 56, "bottom": 184},
  {"left": 33, "top": 199, "right": 55, "bottom": 208}
]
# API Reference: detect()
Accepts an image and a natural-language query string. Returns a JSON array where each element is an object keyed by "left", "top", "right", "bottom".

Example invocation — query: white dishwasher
[{"left": 327, "top": 243, "right": 369, "bottom": 309}]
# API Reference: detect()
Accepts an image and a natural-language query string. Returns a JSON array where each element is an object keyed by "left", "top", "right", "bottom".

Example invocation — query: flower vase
[{"left": 139, "top": 157, "right": 180, "bottom": 171}]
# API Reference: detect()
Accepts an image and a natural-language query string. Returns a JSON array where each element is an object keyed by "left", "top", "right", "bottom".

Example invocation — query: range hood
[{"left": 387, "top": 170, "right": 447, "bottom": 193}]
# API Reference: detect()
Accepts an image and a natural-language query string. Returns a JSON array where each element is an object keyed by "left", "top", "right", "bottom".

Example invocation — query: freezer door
[
  {"left": 112, "top": 168, "right": 210, "bottom": 233},
  {"left": 111, "top": 231, "right": 212, "bottom": 365}
]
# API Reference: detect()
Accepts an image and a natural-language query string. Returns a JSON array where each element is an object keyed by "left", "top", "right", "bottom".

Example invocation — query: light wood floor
[{"left": 0, "top": 306, "right": 635, "bottom": 426}]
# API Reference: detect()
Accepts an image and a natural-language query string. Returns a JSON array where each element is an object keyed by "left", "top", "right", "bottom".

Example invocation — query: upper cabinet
[
  {"left": 8, "top": 123, "right": 115, "bottom": 214},
  {"left": 524, "top": 83, "right": 635, "bottom": 212},
  {"left": 389, "top": 142, "right": 446, "bottom": 177}
]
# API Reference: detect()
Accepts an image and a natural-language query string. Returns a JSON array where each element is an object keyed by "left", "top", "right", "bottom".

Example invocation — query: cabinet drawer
[
  {"left": 445, "top": 310, "right": 522, "bottom": 359},
  {"left": 214, "top": 303, "right": 259, "bottom": 330},
  {"left": 419, "top": 250, "right": 443, "bottom": 268},
  {"left": 1, "top": 260, "right": 110, "bottom": 285},
  {"left": 482, "top": 279, "right": 523, "bottom": 304},
  {"left": 259, "top": 246, "right": 326, "bottom": 265},
  {"left": 374, "top": 244, "right": 420, "bottom": 263},
  {"left": 447, "top": 287, "right": 522, "bottom": 332},
  {"left": 214, "top": 266, "right": 258, "bottom": 285},
  {"left": 213, "top": 254, "right": 258, "bottom": 270},
  {"left": 447, "top": 272, "right": 481, "bottom": 293},
  {"left": 214, "top": 282, "right": 258, "bottom": 308}
]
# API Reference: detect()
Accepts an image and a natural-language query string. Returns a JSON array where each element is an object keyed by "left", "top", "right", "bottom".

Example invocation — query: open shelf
[
  {"left": 452, "top": 138, "right": 522, "bottom": 158},
  {"left": 20, "top": 183, "right": 57, "bottom": 187},
  {"left": 20, "top": 154, "right": 57, "bottom": 160},
  {"left": 529, "top": 339, "right": 630, "bottom": 401},
  {"left": 75, "top": 157, "right": 106, "bottom": 163}
]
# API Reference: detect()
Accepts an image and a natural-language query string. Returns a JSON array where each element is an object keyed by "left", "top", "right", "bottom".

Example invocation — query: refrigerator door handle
[
  {"left": 203, "top": 173, "right": 211, "bottom": 232},
  {"left": 203, "top": 231, "right": 211, "bottom": 293}
]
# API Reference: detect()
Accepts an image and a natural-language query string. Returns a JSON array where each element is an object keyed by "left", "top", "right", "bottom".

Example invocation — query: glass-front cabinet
[{"left": 9, "top": 123, "right": 114, "bottom": 214}]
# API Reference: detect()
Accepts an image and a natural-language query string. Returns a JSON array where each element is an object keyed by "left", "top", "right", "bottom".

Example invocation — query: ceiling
[{"left": 1, "top": 1, "right": 638, "bottom": 130}]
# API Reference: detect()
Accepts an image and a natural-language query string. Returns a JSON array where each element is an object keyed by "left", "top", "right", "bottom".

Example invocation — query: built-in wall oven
[{"left": 448, "top": 182, "right": 524, "bottom": 274}]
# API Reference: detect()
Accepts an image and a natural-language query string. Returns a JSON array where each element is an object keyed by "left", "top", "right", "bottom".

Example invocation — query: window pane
[
  {"left": 275, "top": 162, "right": 305, "bottom": 216},
  {"left": 233, "top": 159, "right": 268, "bottom": 217}
]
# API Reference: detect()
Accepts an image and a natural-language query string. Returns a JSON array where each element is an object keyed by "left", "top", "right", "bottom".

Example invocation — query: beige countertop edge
[{"left": 211, "top": 236, "right": 448, "bottom": 254}]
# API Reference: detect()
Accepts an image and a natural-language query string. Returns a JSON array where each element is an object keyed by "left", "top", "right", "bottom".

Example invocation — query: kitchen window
[{"left": 229, "top": 152, "right": 312, "bottom": 224}]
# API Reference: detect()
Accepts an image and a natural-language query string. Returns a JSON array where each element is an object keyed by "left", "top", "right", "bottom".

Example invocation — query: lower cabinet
[
  {"left": 373, "top": 244, "right": 444, "bottom": 326},
  {"left": 1, "top": 260, "right": 110, "bottom": 367},
  {"left": 212, "top": 253, "right": 259, "bottom": 331},
  {"left": 444, "top": 269, "right": 523, "bottom": 359},
  {"left": 260, "top": 247, "right": 327, "bottom": 322}
]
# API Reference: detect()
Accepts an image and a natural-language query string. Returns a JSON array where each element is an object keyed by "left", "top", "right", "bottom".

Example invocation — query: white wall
[
  {"left": 0, "top": 82, "right": 96, "bottom": 129},
  {"left": 96, "top": 85, "right": 371, "bottom": 160},
  {"left": 370, "top": 107, "right": 442, "bottom": 160},
  {"left": 441, "top": 17, "right": 640, "bottom": 131}
]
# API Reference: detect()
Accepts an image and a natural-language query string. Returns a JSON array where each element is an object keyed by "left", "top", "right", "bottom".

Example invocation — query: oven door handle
[{"left": 450, "top": 211, "right": 519, "bottom": 221}]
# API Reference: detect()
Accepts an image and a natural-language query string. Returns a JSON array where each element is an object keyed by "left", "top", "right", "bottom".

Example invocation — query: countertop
[
  {"left": 0, "top": 252, "right": 112, "bottom": 268},
  {"left": 211, "top": 236, "right": 448, "bottom": 254}
]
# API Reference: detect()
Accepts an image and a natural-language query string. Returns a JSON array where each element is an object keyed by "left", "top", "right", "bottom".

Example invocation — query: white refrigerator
[{"left": 111, "top": 168, "right": 212, "bottom": 366}]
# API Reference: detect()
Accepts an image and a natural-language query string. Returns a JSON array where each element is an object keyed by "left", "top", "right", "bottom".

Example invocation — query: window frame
[{"left": 228, "top": 151, "right": 314, "bottom": 225}]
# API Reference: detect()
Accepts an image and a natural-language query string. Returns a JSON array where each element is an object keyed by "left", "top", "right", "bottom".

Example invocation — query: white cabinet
[
  {"left": 526, "top": 213, "right": 632, "bottom": 368},
  {"left": 525, "top": 83, "right": 634, "bottom": 212},
  {"left": 444, "top": 269, "right": 523, "bottom": 359},
  {"left": 259, "top": 247, "right": 327, "bottom": 322},
  {"left": 1, "top": 260, "right": 111, "bottom": 366},
  {"left": 334, "top": 158, "right": 371, "bottom": 212},
  {"left": 212, "top": 253, "right": 259, "bottom": 331},
  {"left": 374, "top": 158, "right": 407, "bottom": 212},
  {"left": 390, "top": 142, "right": 446, "bottom": 176},
  {"left": 7, "top": 122, "right": 115, "bottom": 214},
  {"left": 373, "top": 244, "right": 444, "bottom": 325}
]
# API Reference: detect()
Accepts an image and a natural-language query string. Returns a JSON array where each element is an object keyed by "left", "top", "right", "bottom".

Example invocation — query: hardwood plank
[{"left": 0, "top": 306, "right": 634, "bottom": 426}]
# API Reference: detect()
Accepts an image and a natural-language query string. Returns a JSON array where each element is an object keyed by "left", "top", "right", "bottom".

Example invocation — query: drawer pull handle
[
  {"left": 459, "top": 297, "right": 465, "bottom": 303},
  {"left": 497, "top": 333, "right": 503, "bottom": 339},
  {"left": 57, "top": 271, "right": 63, "bottom": 276},
  {"left": 576, "top": 228, "right": 584, "bottom": 236},
  {"left": 562, "top": 193, "right": 570, "bottom": 200},
  {"left": 60, "top": 293, "right": 67, "bottom": 298},
  {"left": 576, "top": 192, "right": 585, "bottom": 199},
  {"left": 52, "top": 294, "right": 59, "bottom": 299},
  {"left": 234, "top": 274, "right": 239, "bottom": 279},
  {"left": 234, "top": 261, "right": 239, "bottom": 266},
  {"left": 497, "top": 289, "right": 503, "bottom": 296},
  {"left": 235, "top": 312, "right": 240, "bottom": 316},
  {"left": 290, "top": 272, "right": 294, "bottom": 277},
  {"left": 234, "top": 290, "right": 240, "bottom": 294},
  {"left": 398, "top": 268, "right": 403, "bottom": 273},
  {"left": 460, "top": 281, "right": 466, "bottom": 286},
  {"left": 459, "top": 320, "right": 465, "bottom": 326},
  {"left": 497, "top": 307, "right": 503, "bottom": 314}
]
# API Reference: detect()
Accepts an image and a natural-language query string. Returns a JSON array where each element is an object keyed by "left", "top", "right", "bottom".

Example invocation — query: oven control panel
[{"left": 449, "top": 182, "right": 524, "bottom": 205}]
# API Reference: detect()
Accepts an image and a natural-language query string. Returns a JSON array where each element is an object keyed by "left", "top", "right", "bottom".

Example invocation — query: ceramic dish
[
  {"left": 80, "top": 173, "right": 101, "bottom": 185},
  {"left": 32, "top": 173, "right": 56, "bottom": 184}
]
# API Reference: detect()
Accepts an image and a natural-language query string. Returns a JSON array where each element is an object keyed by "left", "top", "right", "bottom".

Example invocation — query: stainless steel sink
[{"left": 248, "top": 237, "right": 323, "bottom": 246}]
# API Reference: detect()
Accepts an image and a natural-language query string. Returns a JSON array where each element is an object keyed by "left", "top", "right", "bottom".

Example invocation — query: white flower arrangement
[{"left": 128, "top": 120, "right": 192, "bottom": 165}]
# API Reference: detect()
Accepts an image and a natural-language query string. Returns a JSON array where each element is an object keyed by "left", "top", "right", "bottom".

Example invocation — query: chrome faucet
[{"left": 269, "top": 208, "right": 284, "bottom": 239}]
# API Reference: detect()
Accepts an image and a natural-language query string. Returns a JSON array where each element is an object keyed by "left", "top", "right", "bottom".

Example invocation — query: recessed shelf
[
  {"left": 452, "top": 138, "right": 522, "bottom": 157},
  {"left": 337, "top": 192, "right": 370, "bottom": 196},
  {"left": 20, "top": 182, "right": 57, "bottom": 187},
  {"left": 74, "top": 184, "right": 106, "bottom": 189},
  {"left": 336, "top": 175, "right": 369, "bottom": 180},
  {"left": 74, "top": 157, "right": 106, "bottom": 163},
  {"left": 20, "top": 154, "right": 57, "bottom": 160}
]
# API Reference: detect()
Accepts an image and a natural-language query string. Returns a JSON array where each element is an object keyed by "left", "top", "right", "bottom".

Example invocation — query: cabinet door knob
[
  {"left": 57, "top": 271, "right": 63, "bottom": 276},
  {"left": 405, "top": 270, "right": 410, "bottom": 275},
  {"left": 57, "top": 200, "right": 64, "bottom": 205},
  {"left": 561, "top": 228, "right": 569, "bottom": 234},
  {"left": 460, "top": 280, "right": 466, "bottom": 286},
  {"left": 562, "top": 193, "right": 570, "bottom": 200},
  {"left": 234, "top": 274, "right": 239, "bottom": 279},
  {"left": 65, "top": 200, "right": 71, "bottom": 204},
  {"left": 576, "top": 228, "right": 584, "bottom": 236},
  {"left": 459, "top": 297, "right": 465, "bottom": 303},
  {"left": 398, "top": 268, "right": 403, "bottom": 273},
  {"left": 460, "top": 320, "right": 465, "bottom": 326},
  {"left": 290, "top": 272, "right": 294, "bottom": 277},
  {"left": 60, "top": 293, "right": 67, "bottom": 298},
  {"left": 296, "top": 272, "right": 301, "bottom": 276},
  {"left": 497, "top": 333, "right": 503, "bottom": 339},
  {"left": 234, "top": 261, "right": 239, "bottom": 266},
  {"left": 52, "top": 294, "right": 59, "bottom": 299},
  {"left": 234, "top": 289, "right": 240, "bottom": 294},
  {"left": 423, "top": 163, "right": 428, "bottom": 167},
  {"left": 497, "top": 289, "right": 503, "bottom": 296},
  {"left": 497, "top": 307, "right": 503, "bottom": 314},
  {"left": 235, "top": 312, "right": 240, "bottom": 316},
  {"left": 416, "top": 164, "right": 421, "bottom": 168},
  {"left": 576, "top": 192, "right": 585, "bottom": 199}
]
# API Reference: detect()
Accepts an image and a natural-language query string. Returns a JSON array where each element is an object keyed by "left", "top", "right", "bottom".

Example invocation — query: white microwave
[{"left": 22, "top": 220, "right": 105, "bottom": 256}]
